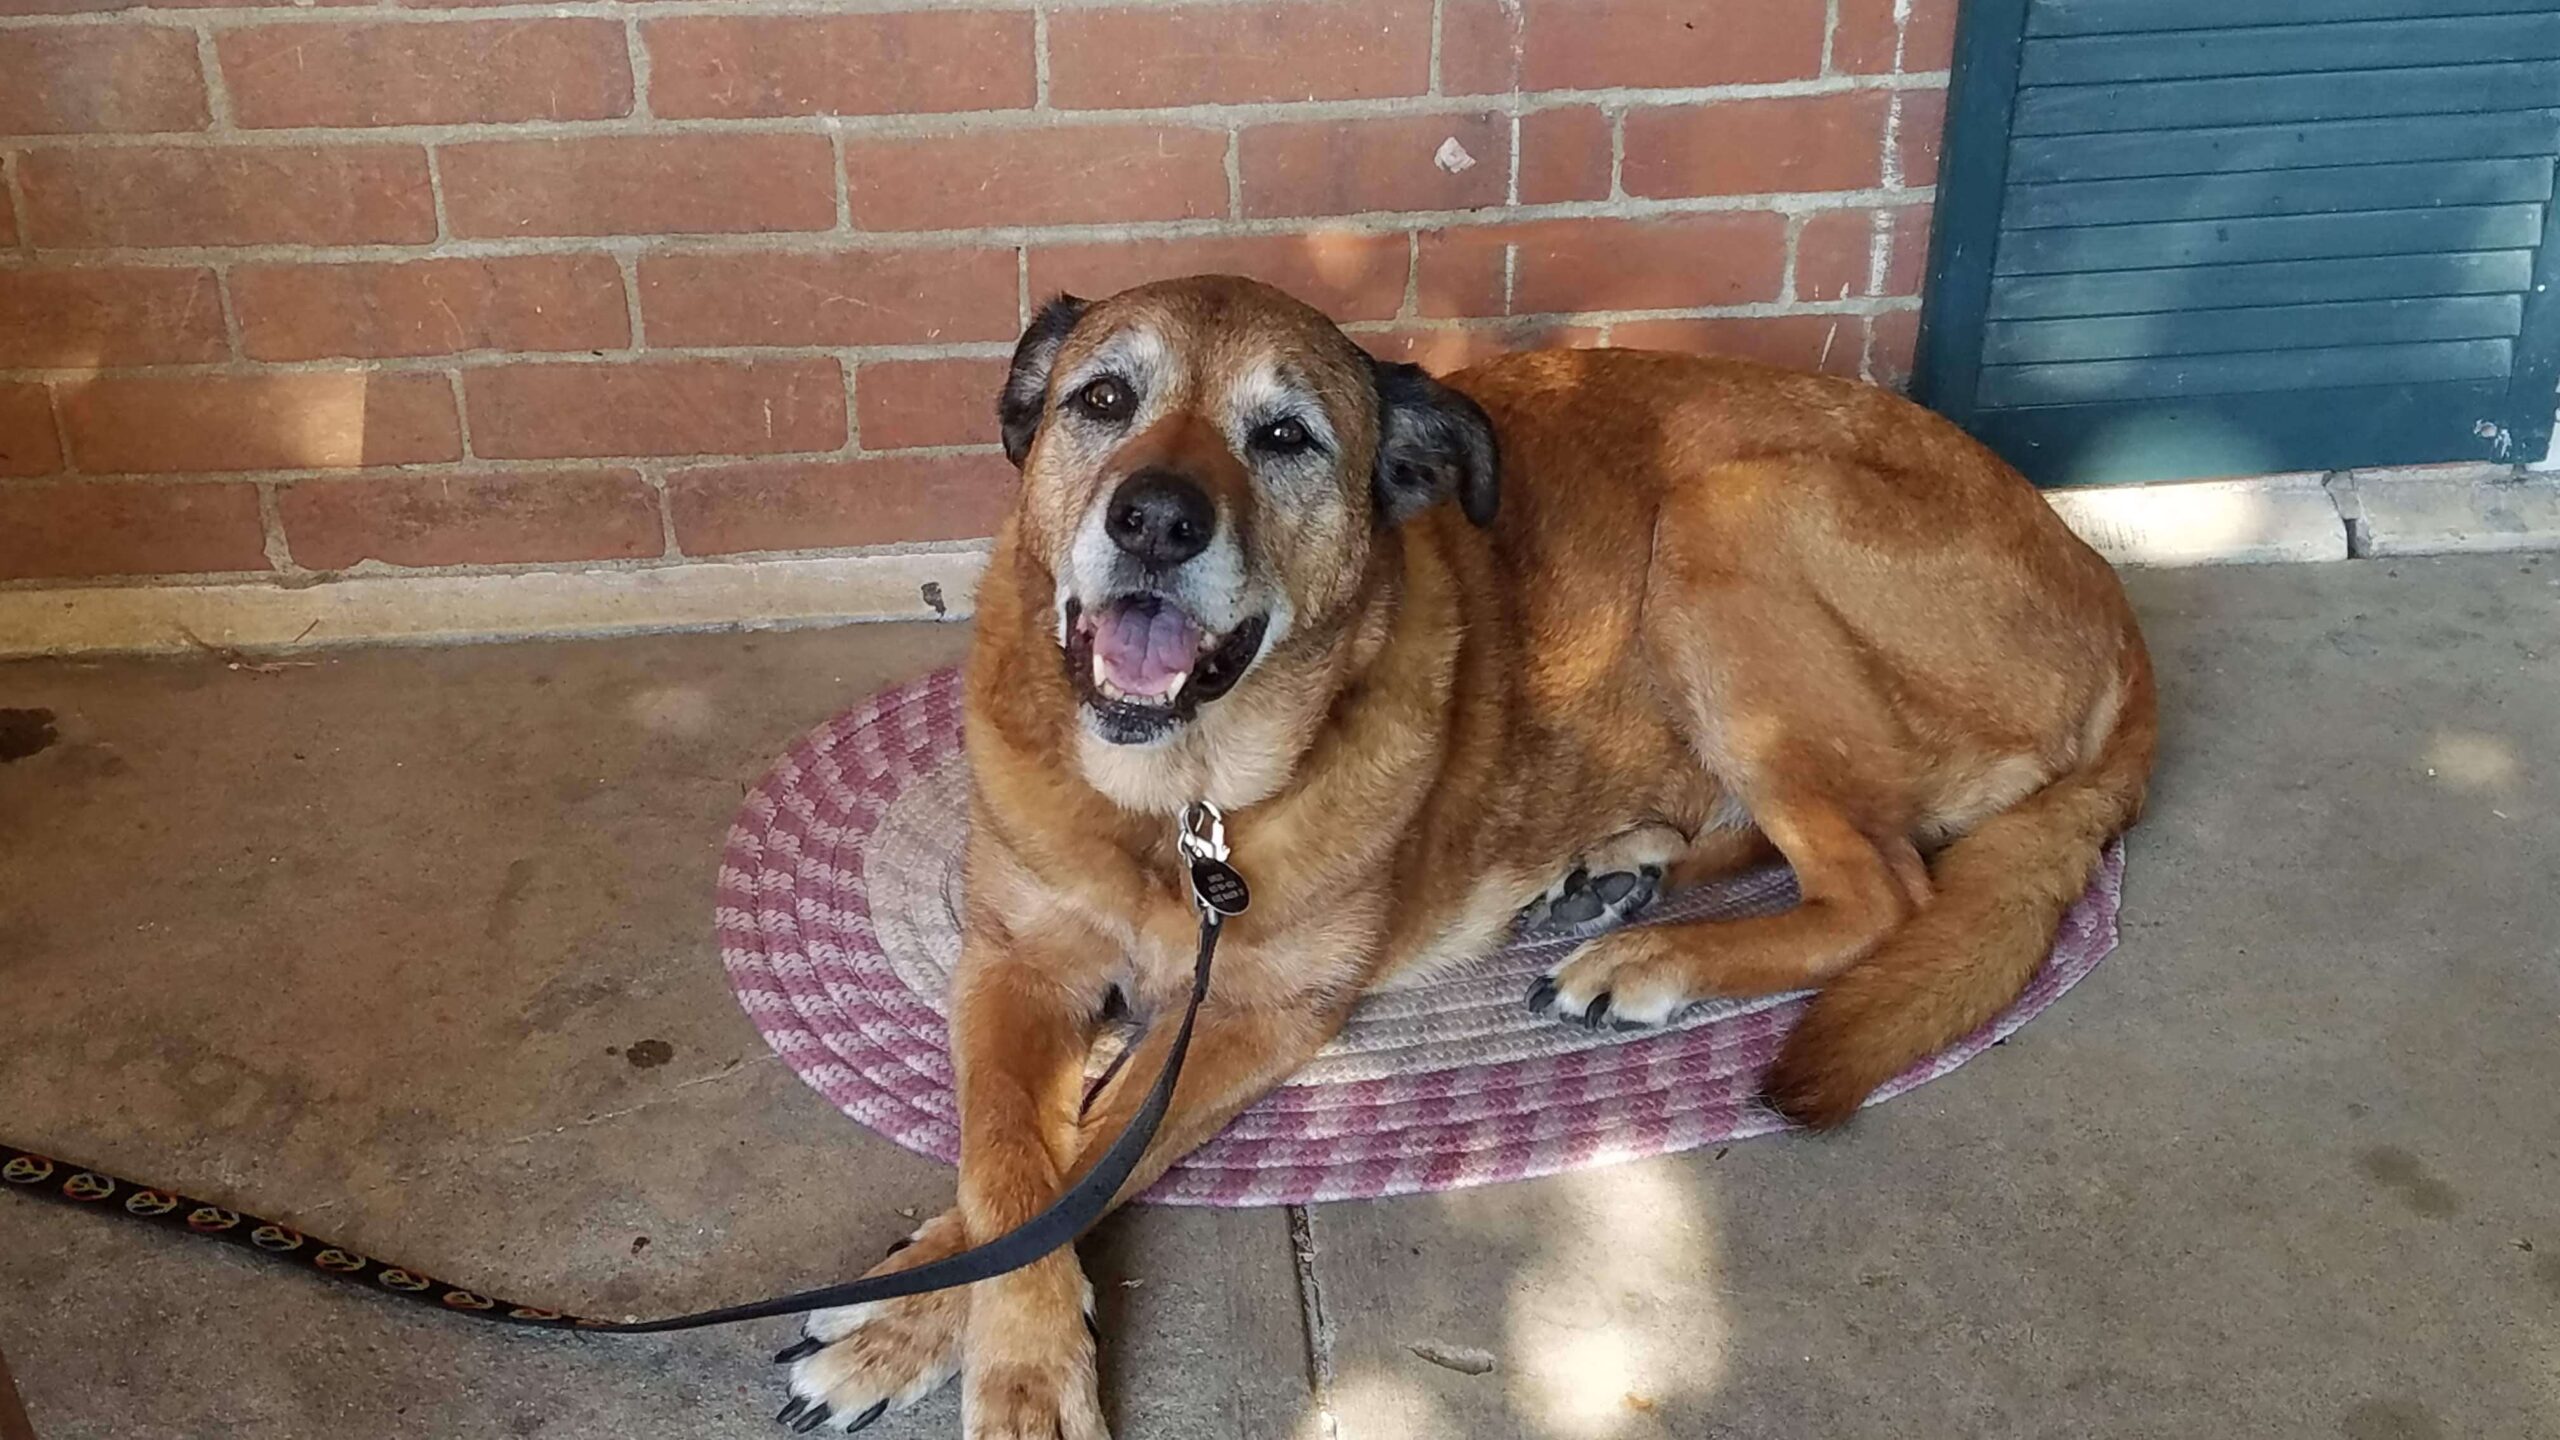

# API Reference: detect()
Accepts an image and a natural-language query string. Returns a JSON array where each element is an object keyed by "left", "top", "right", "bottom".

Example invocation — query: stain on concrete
[
  {"left": 485, "top": 857, "right": 537, "bottom": 941},
  {"left": 920, "top": 581, "right": 948, "bottom": 617},
  {"left": 0, "top": 708, "right": 58, "bottom": 762},
  {"left": 624, "top": 1038, "right": 675, "bottom": 1069},
  {"left": 518, "top": 972, "right": 620, "bottom": 1036},
  {"left": 2340, "top": 1397, "right": 2445, "bottom": 1440},
  {"left": 2535, "top": 1253, "right": 2560, "bottom": 1295},
  {"left": 2357, "top": 1146, "right": 2462, "bottom": 1218},
  {"left": 52, "top": 742, "right": 130, "bottom": 781}
]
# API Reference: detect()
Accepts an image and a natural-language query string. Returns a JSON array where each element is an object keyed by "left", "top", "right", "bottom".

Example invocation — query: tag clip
[{"left": 1177, "top": 802, "right": 1250, "bottom": 918}]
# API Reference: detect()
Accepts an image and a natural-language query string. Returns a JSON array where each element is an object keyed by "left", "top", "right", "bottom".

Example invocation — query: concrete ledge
[
  {"left": 2330, "top": 464, "right": 2560, "bottom": 558},
  {"left": 2043, "top": 472, "right": 2350, "bottom": 567},
  {"left": 0, "top": 546, "right": 987, "bottom": 660}
]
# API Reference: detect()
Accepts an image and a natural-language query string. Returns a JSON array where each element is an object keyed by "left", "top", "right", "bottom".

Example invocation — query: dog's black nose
[{"left": 1105, "top": 470, "right": 1216, "bottom": 567}]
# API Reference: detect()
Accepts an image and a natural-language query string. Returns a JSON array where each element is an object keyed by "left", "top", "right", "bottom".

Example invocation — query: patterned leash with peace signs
[
  {"left": 0, "top": 1143, "right": 593, "bottom": 1329},
  {"left": 0, "top": 803, "right": 1254, "bottom": 1339}
]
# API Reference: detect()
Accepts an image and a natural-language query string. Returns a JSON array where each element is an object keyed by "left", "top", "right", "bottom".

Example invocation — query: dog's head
[{"left": 997, "top": 275, "right": 1498, "bottom": 749}]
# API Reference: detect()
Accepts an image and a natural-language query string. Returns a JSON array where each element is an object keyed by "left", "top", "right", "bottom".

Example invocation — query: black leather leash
[{"left": 1, "top": 805, "right": 1252, "bottom": 1337}]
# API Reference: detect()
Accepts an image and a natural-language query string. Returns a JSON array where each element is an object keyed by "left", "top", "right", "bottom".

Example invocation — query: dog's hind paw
[
  {"left": 1517, "top": 824, "right": 1684, "bottom": 941},
  {"left": 1517, "top": 865, "right": 1663, "bottom": 941},
  {"left": 774, "top": 1212, "right": 967, "bottom": 1432}
]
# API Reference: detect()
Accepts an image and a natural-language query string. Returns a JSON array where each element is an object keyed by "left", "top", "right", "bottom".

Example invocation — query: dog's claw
[
  {"left": 1085, "top": 1310, "right": 1101, "bottom": 1342},
  {"left": 844, "top": 1400, "right": 890, "bottom": 1434},
  {"left": 1582, "top": 992, "right": 1614, "bottom": 1029},
  {"left": 885, "top": 1236, "right": 913, "bottom": 1256},
  {"left": 774, "top": 1337, "right": 823, "bottom": 1365},
  {"left": 1525, "top": 976, "right": 1559, "bottom": 1012},
  {"left": 790, "top": 1401, "right": 833, "bottom": 1435},
  {"left": 776, "top": 1398, "right": 809, "bottom": 1427}
]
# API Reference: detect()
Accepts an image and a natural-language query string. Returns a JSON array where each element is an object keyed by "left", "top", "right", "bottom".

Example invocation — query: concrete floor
[{"left": 3, "top": 553, "right": 2556, "bottom": 1440}]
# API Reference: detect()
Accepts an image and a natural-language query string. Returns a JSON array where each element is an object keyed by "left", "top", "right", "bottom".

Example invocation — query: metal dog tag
[
  {"left": 1177, "top": 801, "right": 1250, "bottom": 917},
  {"left": 1188, "top": 857, "right": 1251, "bottom": 917}
]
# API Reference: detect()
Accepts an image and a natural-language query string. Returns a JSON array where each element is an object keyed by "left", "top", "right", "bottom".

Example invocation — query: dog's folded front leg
[
  {"left": 774, "top": 921, "right": 1105, "bottom": 1436},
  {"left": 959, "top": 959, "right": 1346, "bottom": 1440},
  {"left": 947, "top": 932, "right": 1118, "bottom": 1440},
  {"left": 778, "top": 898, "right": 1347, "bottom": 1440}
]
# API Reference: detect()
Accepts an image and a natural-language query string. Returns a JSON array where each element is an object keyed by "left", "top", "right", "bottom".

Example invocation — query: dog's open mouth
[{"left": 1063, "top": 596, "right": 1268, "bottom": 743}]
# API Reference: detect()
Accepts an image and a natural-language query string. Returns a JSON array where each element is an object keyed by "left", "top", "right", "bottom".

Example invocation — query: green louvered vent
[{"left": 1915, "top": 0, "right": 2560, "bottom": 486}]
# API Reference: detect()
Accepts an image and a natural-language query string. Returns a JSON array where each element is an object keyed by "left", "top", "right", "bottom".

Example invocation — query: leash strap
[{"left": 2, "top": 876, "right": 1240, "bottom": 1336}]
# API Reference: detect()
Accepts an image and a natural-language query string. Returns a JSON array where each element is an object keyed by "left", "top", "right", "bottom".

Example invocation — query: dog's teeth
[{"left": 1166, "top": 670, "right": 1191, "bottom": 701}]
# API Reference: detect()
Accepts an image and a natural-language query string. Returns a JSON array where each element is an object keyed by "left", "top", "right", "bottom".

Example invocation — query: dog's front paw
[
  {"left": 1525, "top": 928, "right": 1692, "bottom": 1031},
  {"left": 773, "top": 1211, "right": 968, "bottom": 1433},
  {"left": 962, "top": 1268, "right": 1107, "bottom": 1440},
  {"left": 965, "top": 1353, "right": 1109, "bottom": 1440}
]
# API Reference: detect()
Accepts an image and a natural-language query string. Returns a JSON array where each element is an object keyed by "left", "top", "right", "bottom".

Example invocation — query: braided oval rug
[{"left": 717, "top": 667, "right": 2127, "bottom": 1207}]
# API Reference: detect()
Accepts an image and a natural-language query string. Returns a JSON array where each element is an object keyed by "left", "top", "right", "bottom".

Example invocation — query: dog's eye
[
  {"left": 1253, "top": 417, "right": 1314, "bottom": 454},
  {"left": 1076, "top": 377, "right": 1133, "bottom": 422}
]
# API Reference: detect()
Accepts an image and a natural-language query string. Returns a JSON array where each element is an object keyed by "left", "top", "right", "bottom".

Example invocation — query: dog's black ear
[
  {"left": 998, "top": 294, "right": 1090, "bottom": 467},
  {"left": 1370, "top": 358, "right": 1499, "bottom": 528}
]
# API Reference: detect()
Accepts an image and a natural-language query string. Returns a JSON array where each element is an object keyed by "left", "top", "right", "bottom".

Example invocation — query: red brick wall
[{"left": 0, "top": 0, "right": 1952, "bottom": 592}]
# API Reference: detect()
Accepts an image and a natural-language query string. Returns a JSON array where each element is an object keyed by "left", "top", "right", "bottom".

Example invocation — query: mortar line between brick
[
  {"left": 840, "top": 352, "right": 864, "bottom": 454},
  {"left": 445, "top": 368, "right": 475, "bottom": 460},
  {"left": 1016, "top": 244, "right": 1032, "bottom": 328},
  {"left": 1, "top": 157, "right": 27, "bottom": 256},
  {"left": 10, "top": 189, "right": 1925, "bottom": 270},
  {"left": 37, "top": 378, "right": 71, "bottom": 476},
  {"left": 1821, "top": 0, "right": 1842, "bottom": 76},
  {"left": 1880, "top": 92, "right": 1907, "bottom": 193},
  {"left": 1, "top": 0, "right": 1427, "bottom": 25},
  {"left": 0, "top": 535, "right": 999, "bottom": 598},
  {"left": 9, "top": 187, "right": 1941, "bottom": 266},
  {"left": 0, "top": 301, "right": 1922, "bottom": 386},
  {"left": 621, "top": 12, "right": 653, "bottom": 121},
  {"left": 1286, "top": 1205, "right": 1342, "bottom": 1440},
  {"left": 1504, "top": 111, "right": 1521, "bottom": 208},
  {"left": 424, "top": 148, "right": 454, "bottom": 245},
  {"left": 1031, "top": 6, "right": 1052, "bottom": 110},
  {"left": 1427, "top": 0, "right": 1444, "bottom": 97},
  {"left": 1780, "top": 214, "right": 1803, "bottom": 308},
  {"left": 828, "top": 125, "right": 855, "bottom": 233},
  {"left": 192, "top": 24, "right": 236, "bottom": 132},
  {"left": 0, "top": 438, "right": 1022, "bottom": 489},
  {"left": 1224, "top": 129, "right": 1243, "bottom": 221},
  {"left": 211, "top": 264, "right": 247, "bottom": 360},
  {"left": 1396, "top": 230, "right": 1420, "bottom": 322},
  {"left": 614, "top": 245, "right": 646, "bottom": 349},
  {"left": 1865, "top": 200, "right": 1893, "bottom": 297},
  {"left": 636, "top": 460, "right": 681, "bottom": 558},
  {"left": 253, "top": 479, "right": 295, "bottom": 572},
  {"left": 0, "top": 74, "right": 1947, "bottom": 151}
]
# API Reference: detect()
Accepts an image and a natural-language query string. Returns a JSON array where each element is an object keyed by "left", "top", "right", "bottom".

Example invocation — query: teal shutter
[{"left": 1914, "top": 0, "right": 2560, "bottom": 486}]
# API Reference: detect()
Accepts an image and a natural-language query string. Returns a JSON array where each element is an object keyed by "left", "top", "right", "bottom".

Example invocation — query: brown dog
[{"left": 774, "top": 276, "right": 2155, "bottom": 1437}]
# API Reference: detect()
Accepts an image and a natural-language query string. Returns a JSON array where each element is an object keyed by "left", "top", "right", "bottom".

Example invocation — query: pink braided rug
[{"left": 718, "top": 667, "right": 2127, "bottom": 1207}]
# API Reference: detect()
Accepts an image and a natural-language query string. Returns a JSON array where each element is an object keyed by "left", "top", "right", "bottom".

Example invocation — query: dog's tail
[{"left": 1761, "top": 638, "right": 2158, "bottom": 1129}]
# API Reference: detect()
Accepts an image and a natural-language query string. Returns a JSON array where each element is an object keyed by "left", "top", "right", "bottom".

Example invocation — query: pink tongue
[{"left": 1093, "top": 602, "right": 1202, "bottom": 696}]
